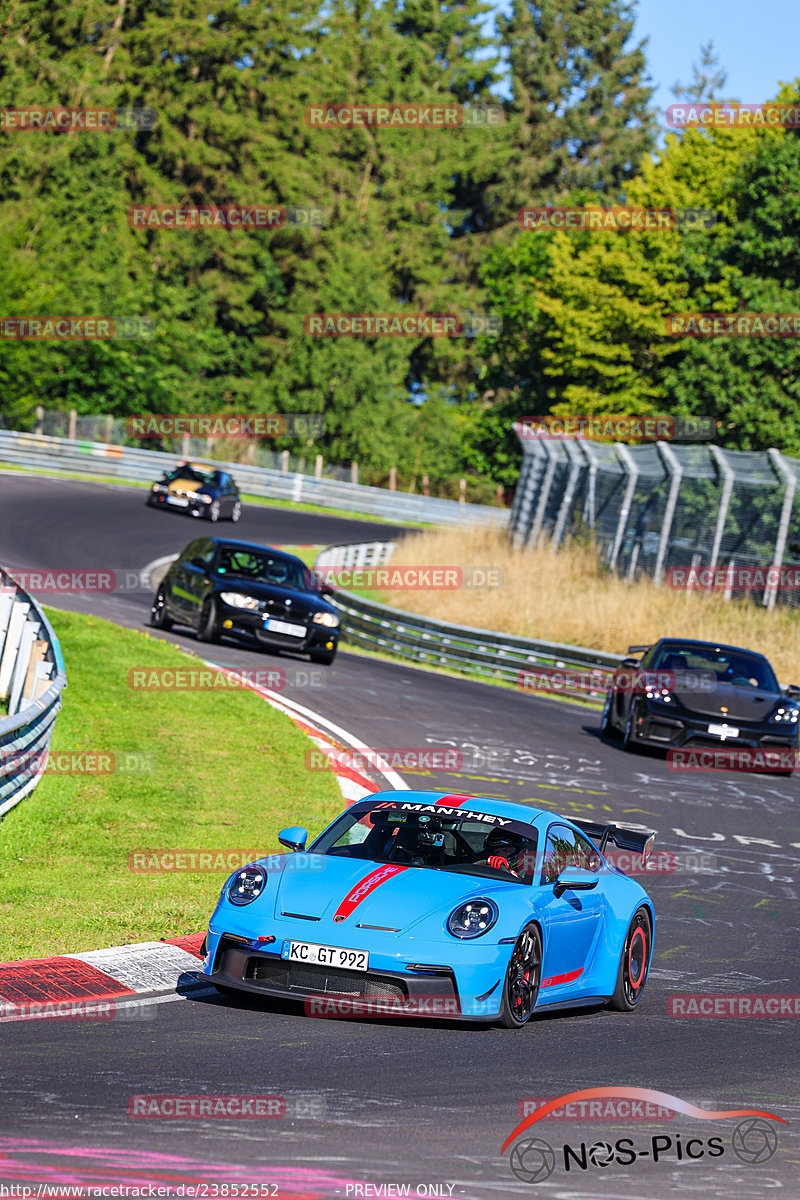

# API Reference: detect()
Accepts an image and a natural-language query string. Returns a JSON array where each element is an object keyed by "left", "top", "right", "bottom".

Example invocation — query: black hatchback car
[
  {"left": 601, "top": 637, "right": 800, "bottom": 768},
  {"left": 150, "top": 538, "right": 340, "bottom": 664},
  {"left": 146, "top": 462, "right": 242, "bottom": 522}
]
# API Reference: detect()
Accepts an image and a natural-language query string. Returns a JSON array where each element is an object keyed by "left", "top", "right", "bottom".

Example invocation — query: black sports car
[
  {"left": 601, "top": 637, "right": 800, "bottom": 769},
  {"left": 150, "top": 538, "right": 340, "bottom": 664},
  {"left": 146, "top": 462, "right": 242, "bottom": 522}
]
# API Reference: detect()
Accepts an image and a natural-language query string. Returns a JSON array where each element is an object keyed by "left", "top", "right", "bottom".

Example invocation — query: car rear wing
[{"left": 572, "top": 819, "right": 655, "bottom": 866}]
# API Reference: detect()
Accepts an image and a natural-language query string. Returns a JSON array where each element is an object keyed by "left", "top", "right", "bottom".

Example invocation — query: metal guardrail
[
  {"left": 313, "top": 543, "right": 623, "bottom": 695},
  {"left": 0, "top": 430, "right": 509, "bottom": 529},
  {"left": 0, "top": 567, "right": 67, "bottom": 817}
]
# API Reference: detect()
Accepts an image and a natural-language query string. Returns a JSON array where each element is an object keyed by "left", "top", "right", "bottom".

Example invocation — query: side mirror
[
  {"left": 279, "top": 826, "right": 308, "bottom": 852},
  {"left": 620, "top": 656, "right": 640, "bottom": 669},
  {"left": 786, "top": 684, "right": 800, "bottom": 698},
  {"left": 553, "top": 867, "right": 599, "bottom": 898},
  {"left": 191, "top": 556, "right": 206, "bottom": 569}
]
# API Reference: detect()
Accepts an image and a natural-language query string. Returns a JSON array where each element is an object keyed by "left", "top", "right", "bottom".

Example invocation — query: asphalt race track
[{"left": 1, "top": 472, "right": 799, "bottom": 1198}]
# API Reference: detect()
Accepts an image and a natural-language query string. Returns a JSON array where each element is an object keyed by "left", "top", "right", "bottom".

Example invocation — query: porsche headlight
[
  {"left": 447, "top": 899, "right": 498, "bottom": 939},
  {"left": 770, "top": 705, "right": 799, "bottom": 724},
  {"left": 646, "top": 687, "right": 673, "bottom": 704},
  {"left": 228, "top": 865, "right": 266, "bottom": 905},
  {"left": 152, "top": 483, "right": 167, "bottom": 493},
  {"left": 220, "top": 592, "right": 260, "bottom": 609},
  {"left": 312, "top": 611, "right": 340, "bottom": 628}
]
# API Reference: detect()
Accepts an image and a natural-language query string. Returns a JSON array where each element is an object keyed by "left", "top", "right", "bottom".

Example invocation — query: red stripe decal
[
  {"left": 434, "top": 793, "right": 476, "bottom": 806},
  {"left": 540, "top": 968, "right": 583, "bottom": 989},
  {"left": 332, "top": 864, "right": 408, "bottom": 922}
]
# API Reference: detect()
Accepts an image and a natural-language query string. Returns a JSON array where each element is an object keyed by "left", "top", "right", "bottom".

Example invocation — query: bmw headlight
[
  {"left": 770, "top": 705, "right": 799, "bottom": 725},
  {"left": 447, "top": 898, "right": 498, "bottom": 939},
  {"left": 228, "top": 865, "right": 266, "bottom": 905},
  {"left": 220, "top": 592, "right": 260, "bottom": 609},
  {"left": 312, "top": 611, "right": 340, "bottom": 628}
]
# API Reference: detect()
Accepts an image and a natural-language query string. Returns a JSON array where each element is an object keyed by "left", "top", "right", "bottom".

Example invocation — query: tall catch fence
[{"left": 508, "top": 431, "right": 800, "bottom": 611}]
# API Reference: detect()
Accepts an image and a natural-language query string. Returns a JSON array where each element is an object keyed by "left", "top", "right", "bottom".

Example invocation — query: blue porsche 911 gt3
[{"left": 201, "top": 791, "right": 656, "bottom": 1027}]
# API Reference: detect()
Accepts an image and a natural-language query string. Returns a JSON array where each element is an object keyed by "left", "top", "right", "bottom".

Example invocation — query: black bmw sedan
[
  {"left": 150, "top": 538, "right": 340, "bottom": 664},
  {"left": 146, "top": 461, "right": 242, "bottom": 522},
  {"left": 601, "top": 637, "right": 800, "bottom": 768}
]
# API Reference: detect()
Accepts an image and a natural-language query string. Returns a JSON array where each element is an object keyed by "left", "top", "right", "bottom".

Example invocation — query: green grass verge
[
  {"left": 0, "top": 461, "right": 429, "bottom": 527},
  {"left": 0, "top": 608, "right": 343, "bottom": 961}
]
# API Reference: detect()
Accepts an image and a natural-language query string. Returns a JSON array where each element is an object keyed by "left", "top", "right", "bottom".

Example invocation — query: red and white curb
[{"left": 0, "top": 676, "right": 405, "bottom": 1018}]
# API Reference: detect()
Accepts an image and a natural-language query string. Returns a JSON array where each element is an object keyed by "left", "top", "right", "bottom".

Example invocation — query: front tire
[
  {"left": 309, "top": 648, "right": 337, "bottom": 665},
  {"left": 622, "top": 705, "right": 638, "bottom": 751},
  {"left": 498, "top": 923, "right": 542, "bottom": 1028},
  {"left": 608, "top": 907, "right": 652, "bottom": 1011},
  {"left": 599, "top": 692, "right": 618, "bottom": 738},
  {"left": 197, "top": 598, "right": 220, "bottom": 643},
  {"left": 150, "top": 586, "right": 173, "bottom": 630}
]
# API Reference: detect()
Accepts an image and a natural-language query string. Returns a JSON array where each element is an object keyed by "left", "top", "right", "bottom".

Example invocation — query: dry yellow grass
[{"left": 379, "top": 528, "right": 800, "bottom": 683}]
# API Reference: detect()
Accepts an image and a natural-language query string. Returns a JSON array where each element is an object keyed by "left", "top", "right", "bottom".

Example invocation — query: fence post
[
  {"left": 459, "top": 478, "right": 466, "bottom": 505},
  {"left": 551, "top": 438, "right": 584, "bottom": 549},
  {"left": 351, "top": 461, "right": 358, "bottom": 485},
  {"left": 281, "top": 450, "right": 289, "bottom": 473},
  {"left": 653, "top": 441, "right": 683, "bottom": 586},
  {"left": 181, "top": 434, "right": 191, "bottom": 457},
  {"left": 422, "top": 475, "right": 430, "bottom": 497},
  {"left": 314, "top": 454, "right": 323, "bottom": 479},
  {"left": 68, "top": 409, "right": 77, "bottom": 440},
  {"left": 764, "top": 449, "right": 796, "bottom": 610},
  {"left": 508, "top": 439, "right": 545, "bottom": 547},
  {"left": 527, "top": 440, "right": 559, "bottom": 548},
  {"left": 104, "top": 414, "right": 113, "bottom": 444},
  {"left": 707, "top": 445, "right": 734, "bottom": 573},
  {"left": 389, "top": 467, "right": 397, "bottom": 491},
  {"left": 35, "top": 405, "right": 44, "bottom": 435},
  {"left": 579, "top": 439, "right": 598, "bottom": 527},
  {"left": 609, "top": 444, "right": 638, "bottom": 570}
]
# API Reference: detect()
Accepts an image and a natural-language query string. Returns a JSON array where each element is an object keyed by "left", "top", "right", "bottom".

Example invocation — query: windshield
[
  {"left": 168, "top": 465, "right": 216, "bottom": 486},
  {"left": 651, "top": 644, "right": 777, "bottom": 691},
  {"left": 311, "top": 801, "right": 539, "bottom": 884},
  {"left": 215, "top": 546, "right": 309, "bottom": 590}
]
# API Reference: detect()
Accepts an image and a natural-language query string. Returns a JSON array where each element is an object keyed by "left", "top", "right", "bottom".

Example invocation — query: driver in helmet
[{"left": 481, "top": 828, "right": 530, "bottom": 880}]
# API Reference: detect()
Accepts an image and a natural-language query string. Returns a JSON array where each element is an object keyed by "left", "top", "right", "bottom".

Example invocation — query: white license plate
[
  {"left": 167, "top": 496, "right": 189, "bottom": 507},
  {"left": 264, "top": 618, "right": 305, "bottom": 637},
  {"left": 282, "top": 940, "right": 368, "bottom": 971},
  {"left": 707, "top": 723, "right": 739, "bottom": 738}
]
